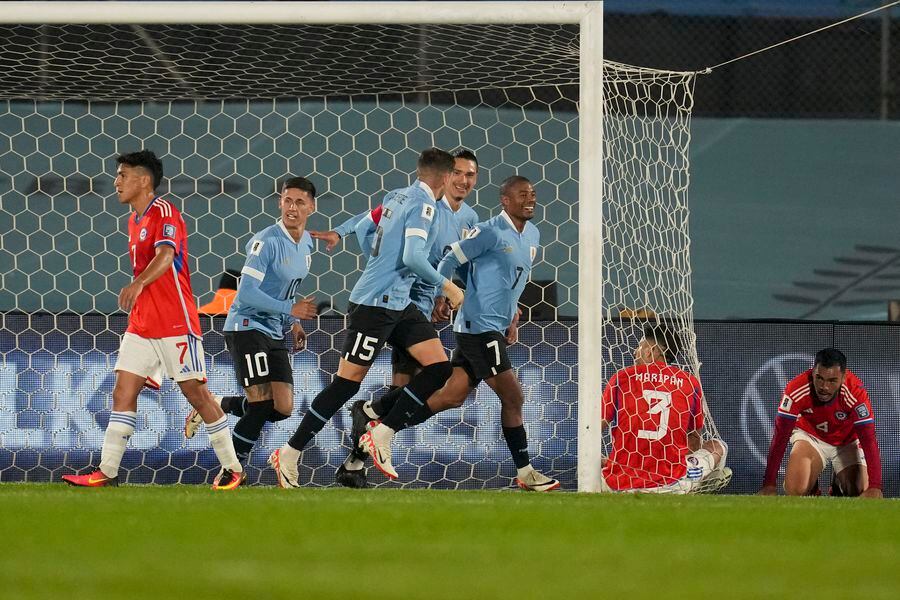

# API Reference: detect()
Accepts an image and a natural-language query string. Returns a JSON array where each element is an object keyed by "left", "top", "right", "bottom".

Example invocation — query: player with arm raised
[
  {"left": 183, "top": 177, "right": 318, "bottom": 466},
  {"left": 62, "top": 150, "right": 244, "bottom": 490},
  {"left": 268, "top": 147, "right": 463, "bottom": 488},
  {"left": 759, "top": 348, "right": 882, "bottom": 498},
  {"left": 332, "top": 149, "right": 481, "bottom": 488},
  {"left": 358, "top": 176, "right": 559, "bottom": 490},
  {"left": 600, "top": 323, "right": 730, "bottom": 493}
]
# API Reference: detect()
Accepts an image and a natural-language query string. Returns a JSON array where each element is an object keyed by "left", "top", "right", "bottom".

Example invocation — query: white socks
[
  {"left": 206, "top": 415, "right": 243, "bottom": 473},
  {"left": 99, "top": 411, "right": 136, "bottom": 478}
]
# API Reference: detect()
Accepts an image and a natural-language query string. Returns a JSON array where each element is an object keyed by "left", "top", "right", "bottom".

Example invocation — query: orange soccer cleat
[
  {"left": 62, "top": 470, "right": 119, "bottom": 488},
  {"left": 212, "top": 468, "right": 247, "bottom": 491}
]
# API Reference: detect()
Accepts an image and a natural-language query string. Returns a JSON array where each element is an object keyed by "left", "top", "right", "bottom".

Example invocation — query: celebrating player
[
  {"left": 268, "top": 147, "right": 463, "bottom": 488},
  {"left": 183, "top": 177, "right": 319, "bottom": 467},
  {"left": 322, "top": 149, "right": 481, "bottom": 488},
  {"left": 759, "top": 348, "right": 882, "bottom": 498},
  {"left": 600, "top": 323, "right": 730, "bottom": 494},
  {"left": 357, "top": 176, "right": 559, "bottom": 491},
  {"left": 62, "top": 150, "right": 245, "bottom": 490}
]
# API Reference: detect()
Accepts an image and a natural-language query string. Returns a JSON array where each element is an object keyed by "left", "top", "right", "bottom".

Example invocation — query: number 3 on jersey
[{"left": 638, "top": 390, "right": 672, "bottom": 440}]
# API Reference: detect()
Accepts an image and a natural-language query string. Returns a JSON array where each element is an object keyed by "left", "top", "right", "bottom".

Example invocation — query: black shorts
[
  {"left": 341, "top": 302, "right": 439, "bottom": 366},
  {"left": 391, "top": 345, "right": 422, "bottom": 376},
  {"left": 451, "top": 331, "right": 513, "bottom": 384},
  {"left": 225, "top": 330, "right": 293, "bottom": 389}
]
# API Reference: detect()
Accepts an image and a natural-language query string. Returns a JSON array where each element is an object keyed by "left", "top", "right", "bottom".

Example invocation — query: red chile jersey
[
  {"left": 601, "top": 362, "right": 705, "bottom": 490},
  {"left": 776, "top": 369, "right": 874, "bottom": 446},
  {"left": 126, "top": 197, "right": 202, "bottom": 338}
]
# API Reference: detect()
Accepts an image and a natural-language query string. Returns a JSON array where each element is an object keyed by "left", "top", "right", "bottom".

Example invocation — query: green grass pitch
[{"left": 1, "top": 484, "right": 898, "bottom": 599}]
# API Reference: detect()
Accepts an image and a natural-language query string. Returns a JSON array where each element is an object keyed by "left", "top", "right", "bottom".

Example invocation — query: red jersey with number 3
[
  {"left": 601, "top": 362, "right": 705, "bottom": 490},
  {"left": 126, "top": 197, "right": 202, "bottom": 338},
  {"left": 777, "top": 369, "right": 873, "bottom": 446}
]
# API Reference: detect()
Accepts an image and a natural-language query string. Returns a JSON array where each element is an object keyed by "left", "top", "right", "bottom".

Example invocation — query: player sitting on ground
[
  {"left": 314, "top": 149, "right": 481, "bottom": 488},
  {"left": 184, "top": 177, "right": 319, "bottom": 468},
  {"left": 759, "top": 348, "right": 882, "bottom": 498},
  {"left": 600, "top": 323, "right": 730, "bottom": 494},
  {"left": 357, "top": 175, "right": 559, "bottom": 491},
  {"left": 62, "top": 150, "right": 244, "bottom": 490},
  {"left": 267, "top": 147, "right": 464, "bottom": 488}
]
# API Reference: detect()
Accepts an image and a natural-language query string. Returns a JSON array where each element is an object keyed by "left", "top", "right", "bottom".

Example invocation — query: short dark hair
[
  {"left": 117, "top": 150, "right": 164, "bottom": 190},
  {"left": 452, "top": 148, "right": 479, "bottom": 169},
  {"left": 499, "top": 175, "right": 532, "bottom": 199},
  {"left": 815, "top": 348, "right": 847, "bottom": 371},
  {"left": 281, "top": 176, "right": 317, "bottom": 200},
  {"left": 417, "top": 147, "right": 455, "bottom": 174},
  {"left": 643, "top": 322, "right": 682, "bottom": 363}
]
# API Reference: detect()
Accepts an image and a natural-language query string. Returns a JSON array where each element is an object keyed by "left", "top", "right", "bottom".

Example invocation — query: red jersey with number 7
[
  {"left": 126, "top": 197, "right": 202, "bottom": 338},
  {"left": 601, "top": 362, "right": 705, "bottom": 490},
  {"left": 777, "top": 369, "right": 873, "bottom": 446}
]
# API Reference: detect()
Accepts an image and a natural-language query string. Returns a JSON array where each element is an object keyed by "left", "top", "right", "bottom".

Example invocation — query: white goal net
[{"left": 0, "top": 2, "right": 718, "bottom": 491}]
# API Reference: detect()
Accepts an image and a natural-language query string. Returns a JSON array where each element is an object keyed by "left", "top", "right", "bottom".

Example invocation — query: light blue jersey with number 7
[{"left": 438, "top": 211, "right": 539, "bottom": 334}]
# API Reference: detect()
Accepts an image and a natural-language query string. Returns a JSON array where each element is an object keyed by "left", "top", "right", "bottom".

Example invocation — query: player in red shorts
[
  {"left": 601, "top": 323, "right": 730, "bottom": 493},
  {"left": 62, "top": 150, "right": 244, "bottom": 490},
  {"left": 759, "top": 348, "right": 882, "bottom": 498}
]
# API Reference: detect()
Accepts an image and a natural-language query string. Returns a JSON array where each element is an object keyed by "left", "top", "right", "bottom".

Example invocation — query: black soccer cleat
[
  {"left": 335, "top": 464, "right": 368, "bottom": 489},
  {"left": 350, "top": 400, "right": 374, "bottom": 449}
]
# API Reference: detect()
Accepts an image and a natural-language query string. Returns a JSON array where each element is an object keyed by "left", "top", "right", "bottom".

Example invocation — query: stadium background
[{"left": 1, "top": 0, "right": 899, "bottom": 493}]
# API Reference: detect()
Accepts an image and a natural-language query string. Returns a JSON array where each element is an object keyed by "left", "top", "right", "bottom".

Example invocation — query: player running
[
  {"left": 268, "top": 147, "right": 463, "bottom": 488},
  {"left": 358, "top": 175, "right": 559, "bottom": 490},
  {"left": 183, "top": 177, "right": 319, "bottom": 468},
  {"left": 62, "top": 150, "right": 244, "bottom": 490}
]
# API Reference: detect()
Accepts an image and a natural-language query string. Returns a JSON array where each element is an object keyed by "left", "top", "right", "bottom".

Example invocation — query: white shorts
[
  {"left": 601, "top": 446, "right": 724, "bottom": 494},
  {"left": 790, "top": 429, "right": 865, "bottom": 473},
  {"left": 114, "top": 332, "right": 207, "bottom": 385}
]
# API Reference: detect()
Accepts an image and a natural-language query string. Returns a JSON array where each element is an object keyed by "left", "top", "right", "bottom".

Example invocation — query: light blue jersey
[
  {"left": 438, "top": 211, "right": 539, "bottom": 334},
  {"left": 224, "top": 221, "right": 314, "bottom": 339},
  {"left": 409, "top": 198, "right": 479, "bottom": 316},
  {"left": 349, "top": 181, "right": 442, "bottom": 310}
]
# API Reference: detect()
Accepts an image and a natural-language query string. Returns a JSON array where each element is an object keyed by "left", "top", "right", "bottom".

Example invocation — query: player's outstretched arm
[
  {"left": 309, "top": 230, "right": 342, "bottom": 252},
  {"left": 119, "top": 245, "right": 175, "bottom": 311}
]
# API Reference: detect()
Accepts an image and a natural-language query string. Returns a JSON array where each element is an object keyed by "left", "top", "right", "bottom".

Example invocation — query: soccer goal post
[{"left": 0, "top": 1, "right": 711, "bottom": 493}]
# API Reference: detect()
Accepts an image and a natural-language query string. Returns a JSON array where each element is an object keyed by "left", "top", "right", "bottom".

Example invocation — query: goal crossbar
[{"left": 0, "top": 1, "right": 597, "bottom": 25}]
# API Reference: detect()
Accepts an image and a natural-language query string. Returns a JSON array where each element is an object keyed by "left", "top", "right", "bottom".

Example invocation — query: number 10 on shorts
[{"left": 244, "top": 352, "right": 269, "bottom": 386}]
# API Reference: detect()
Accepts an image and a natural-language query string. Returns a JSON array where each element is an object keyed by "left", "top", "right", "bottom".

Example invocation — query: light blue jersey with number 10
[{"left": 224, "top": 221, "right": 313, "bottom": 339}]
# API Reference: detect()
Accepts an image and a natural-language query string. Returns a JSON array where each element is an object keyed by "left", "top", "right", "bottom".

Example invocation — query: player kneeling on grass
[
  {"left": 62, "top": 150, "right": 245, "bottom": 490},
  {"left": 184, "top": 177, "right": 319, "bottom": 471},
  {"left": 600, "top": 323, "right": 730, "bottom": 494},
  {"left": 758, "top": 348, "right": 882, "bottom": 498},
  {"left": 357, "top": 176, "right": 560, "bottom": 491}
]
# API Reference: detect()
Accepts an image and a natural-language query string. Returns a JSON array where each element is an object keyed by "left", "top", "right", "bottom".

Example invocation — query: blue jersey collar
[
  {"left": 416, "top": 180, "right": 436, "bottom": 202},
  {"left": 276, "top": 219, "right": 303, "bottom": 245}
]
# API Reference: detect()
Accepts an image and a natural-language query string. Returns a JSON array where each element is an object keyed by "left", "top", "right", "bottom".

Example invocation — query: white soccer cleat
[
  {"left": 698, "top": 466, "right": 733, "bottom": 494},
  {"left": 358, "top": 422, "right": 398, "bottom": 479},
  {"left": 515, "top": 469, "right": 561, "bottom": 492},
  {"left": 268, "top": 447, "right": 300, "bottom": 488},
  {"left": 183, "top": 409, "right": 203, "bottom": 439}
]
